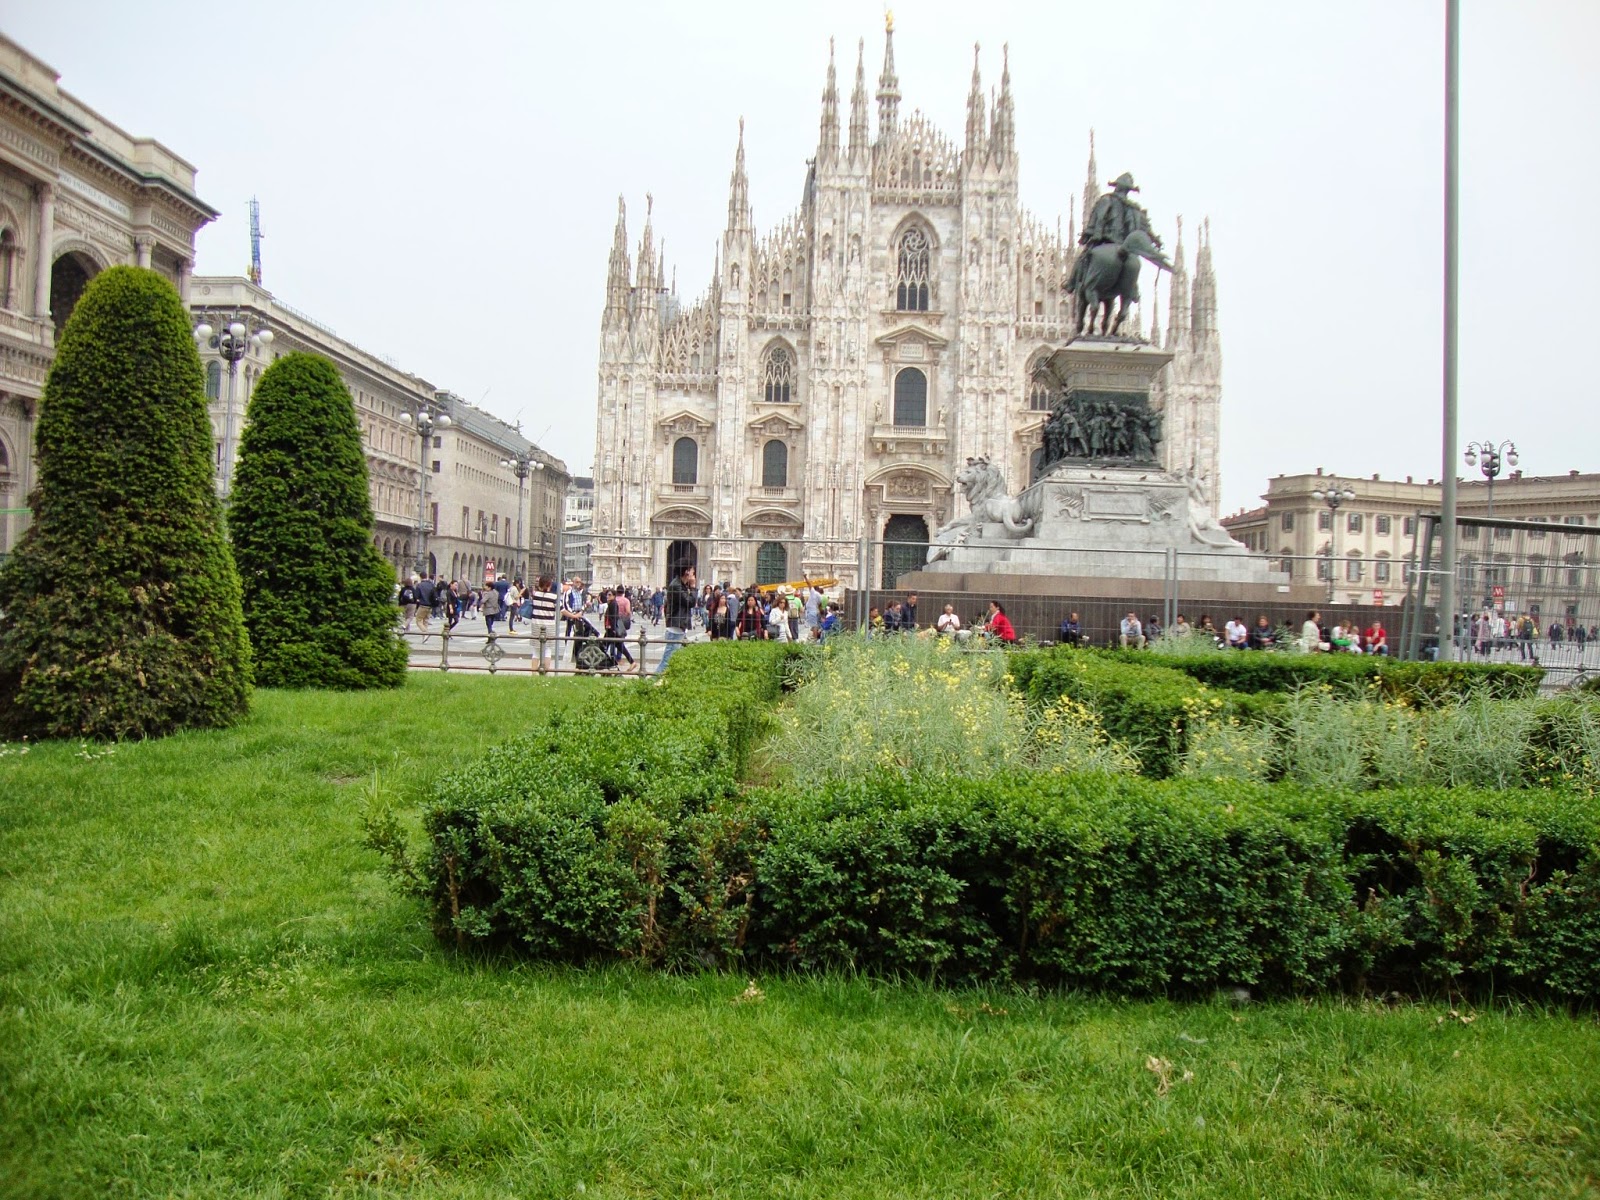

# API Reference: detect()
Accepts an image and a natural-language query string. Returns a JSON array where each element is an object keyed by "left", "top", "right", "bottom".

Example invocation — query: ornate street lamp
[
  {"left": 1311, "top": 478, "right": 1357, "bottom": 603},
  {"left": 500, "top": 451, "right": 544, "bottom": 582},
  {"left": 398, "top": 396, "right": 451, "bottom": 577},
  {"left": 1463, "top": 438, "right": 1518, "bottom": 519},
  {"left": 193, "top": 314, "right": 273, "bottom": 495}
]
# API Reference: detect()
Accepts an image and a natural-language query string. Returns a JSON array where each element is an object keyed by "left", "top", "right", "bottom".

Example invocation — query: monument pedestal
[
  {"left": 918, "top": 338, "right": 1285, "bottom": 591},
  {"left": 922, "top": 465, "right": 1287, "bottom": 586}
]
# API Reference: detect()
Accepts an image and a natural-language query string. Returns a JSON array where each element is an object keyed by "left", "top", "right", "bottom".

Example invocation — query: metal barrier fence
[
  {"left": 1406, "top": 514, "right": 1600, "bottom": 688},
  {"left": 423, "top": 517, "right": 1600, "bottom": 689},
  {"left": 402, "top": 623, "right": 674, "bottom": 677}
]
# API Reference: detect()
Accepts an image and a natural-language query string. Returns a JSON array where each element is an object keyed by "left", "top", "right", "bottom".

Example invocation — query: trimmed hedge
[
  {"left": 0, "top": 267, "right": 251, "bottom": 739},
  {"left": 380, "top": 642, "right": 1600, "bottom": 1000},
  {"left": 229, "top": 353, "right": 408, "bottom": 688},
  {"left": 1120, "top": 648, "right": 1542, "bottom": 701}
]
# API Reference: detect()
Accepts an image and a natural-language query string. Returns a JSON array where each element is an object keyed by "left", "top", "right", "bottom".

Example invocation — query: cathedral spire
[
  {"left": 849, "top": 38, "right": 870, "bottom": 158},
  {"left": 1081, "top": 129, "right": 1098, "bottom": 232},
  {"left": 1191, "top": 217, "right": 1217, "bottom": 341},
  {"left": 964, "top": 43, "right": 986, "bottom": 164},
  {"left": 1147, "top": 273, "right": 1162, "bottom": 347},
  {"left": 637, "top": 191, "right": 656, "bottom": 296},
  {"left": 877, "top": 13, "right": 900, "bottom": 137},
  {"left": 726, "top": 119, "right": 752, "bottom": 237},
  {"left": 819, "top": 38, "right": 840, "bottom": 163},
  {"left": 990, "top": 43, "right": 1015, "bottom": 165},
  {"left": 603, "top": 194, "right": 630, "bottom": 330},
  {"left": 1166, "top": 214, "right": 1190, "bottom": 351}
]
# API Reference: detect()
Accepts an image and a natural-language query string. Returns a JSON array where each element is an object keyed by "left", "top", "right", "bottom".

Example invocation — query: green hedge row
[
  {"left": 1005, "top": 650, "right": 1274, "bottom": 778},
  {"left": 1117, "top": 648, "right": 1543, "bottom": 700},
  {"left": 379, "top": 642, "right": 1600, "bottom": 1000}
]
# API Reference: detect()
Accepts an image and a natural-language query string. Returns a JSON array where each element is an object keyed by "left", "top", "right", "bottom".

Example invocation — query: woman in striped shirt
[{"left": 527, "top": 575, "right": 561, "bottom": 673}]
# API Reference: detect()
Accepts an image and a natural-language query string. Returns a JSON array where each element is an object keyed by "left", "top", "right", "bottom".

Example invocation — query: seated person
[
  {"left": 1364, "top": 621, "right": 1389, "bottom": 655},
  {"left": 1058, "top": 611, "right": 1083, "bottom": 646},
  {"left": 936, "top": 604, "right": 963, "bottom": 635},
  {"left": 1247, "top": 614, "right": 1277, "bottom": 650},
  {"left": 1119, "top": 611, "right": 1145, "bottom": 649}
]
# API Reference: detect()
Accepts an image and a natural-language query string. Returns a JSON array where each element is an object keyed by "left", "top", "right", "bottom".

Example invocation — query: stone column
[
  {"left": 134, "top": 235, "right": 153, "bottom": 268},
  {"left": 176, "top": 257, "right": 192, "bottom": 304},
  {"left": 33, "top": 183, "right": 53, "bottom": 320}
]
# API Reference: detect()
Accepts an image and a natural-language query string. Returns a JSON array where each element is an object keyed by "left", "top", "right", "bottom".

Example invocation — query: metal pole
[
  {"left": 1327, "top": 506, "right": 1337, "bottom": 606},
  {"left": 857, "top": 536, "right": 870, "bottom": 628},
  {"left": 1438, "top": 0, "right": 1461, "bottom": 660},
  {"left": 516, "top": 472, "right": 526, "bottom": 580},
  {"left": 1485, "top": 463, "right": 1494, "bottom": 520},
  {"left": 222, "top": 361, "right": 238, "bottom": 496},
  {"left": 414, "top": 424, "right": 429, "bottom": 577}
]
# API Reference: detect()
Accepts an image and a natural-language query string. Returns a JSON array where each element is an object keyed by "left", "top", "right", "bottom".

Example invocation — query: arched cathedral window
[
  {"left": 893, "top": 368, "right": 927, "bottom": 427},
  {"left": 762, "top": 345, "right": 794, "bottom": 404},
  {"left": 762, "top": 440, "right": 788, "bottom": 488},
  {"left": 895, "top": 228, "right": 931, "bottom": 312},
  {"left": 672, "top": 436, "right": 698, "bottom": 485},
  {"left": 1027, "top": 356, "right": 1052, "bottom": 411}
]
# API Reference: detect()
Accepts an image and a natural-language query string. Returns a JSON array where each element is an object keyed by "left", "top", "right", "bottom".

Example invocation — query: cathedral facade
[{"left": 591, "top": 26, "right": 1222, "bottom": 590}]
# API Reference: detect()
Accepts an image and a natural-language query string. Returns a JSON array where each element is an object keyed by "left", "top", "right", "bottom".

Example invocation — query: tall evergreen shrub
[
  {"left": 0, "top": 266, "right": 251, "bottom": 739},
  {"left": 228, "top": 352, "right": 407, "bottom": 688}
]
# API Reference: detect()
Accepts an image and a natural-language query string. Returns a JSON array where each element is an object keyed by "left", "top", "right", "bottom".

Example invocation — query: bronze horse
[{"left": 1069, "top": 229, "right": 1171, "bottom": 337}]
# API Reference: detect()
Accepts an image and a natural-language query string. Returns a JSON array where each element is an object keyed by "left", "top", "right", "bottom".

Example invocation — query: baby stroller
[{"left": 568, "top": 616, "right": 617, "bottom": 672}]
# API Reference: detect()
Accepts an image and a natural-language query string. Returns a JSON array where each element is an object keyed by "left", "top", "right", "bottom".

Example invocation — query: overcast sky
[{"left": 6, "top": 0, "right": 1597, "bottom": 513}]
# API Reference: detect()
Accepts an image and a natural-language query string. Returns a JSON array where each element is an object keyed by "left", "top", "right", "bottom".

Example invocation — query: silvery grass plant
[
  {"left": 764, "top": 633, "right": 1135, "bottom": 789},
  {"left": 1181, "top": 680, "right": 1600, "bottom": 793}
]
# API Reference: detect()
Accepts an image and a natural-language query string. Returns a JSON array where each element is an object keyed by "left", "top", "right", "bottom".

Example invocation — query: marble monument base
[{"left": 919, "top": 464, "right": 1289, "bottom": 587}]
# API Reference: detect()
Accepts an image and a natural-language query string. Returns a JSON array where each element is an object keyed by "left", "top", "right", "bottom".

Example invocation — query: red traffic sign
[
  {"left": 484, "top": 559, "right": 497, "bottom": 583},
  {"left": 1492, "top": 585, "right": 1505, "bottom": 599}
]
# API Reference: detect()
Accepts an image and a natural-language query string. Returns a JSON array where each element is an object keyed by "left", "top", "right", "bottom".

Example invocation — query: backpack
[{"left": 398, "top": 584, "right": 416, "bottom": 606}]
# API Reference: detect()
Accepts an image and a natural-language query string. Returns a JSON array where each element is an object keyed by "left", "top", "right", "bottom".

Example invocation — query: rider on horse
[
  {"left": 1068, "top": 173, "right": 1162, "bottom": 296},
  {"left": 1066, "top": 172, "right": 1171, "bottom": 336}
]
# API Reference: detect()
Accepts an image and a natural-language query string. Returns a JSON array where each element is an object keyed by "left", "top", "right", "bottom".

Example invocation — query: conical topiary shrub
[
  {"left": 227, "top": 352, "right": 408, "bottom": 688},
  {"left": 0, "top": 266, "right": 252, "bottom": 739}
]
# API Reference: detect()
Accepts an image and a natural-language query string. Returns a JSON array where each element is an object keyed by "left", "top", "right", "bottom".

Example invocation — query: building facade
[
  {"left": 591, "top": 26, "right": 1222, "bottom": 589},
  {"left": 190, "top": 277, "right": 568, "bottom": 585},
  {"left": 0, "top": 34, "right": 215, "bottom": 554},
  {"left": 1222, "top": 468, "right": 1600, "bottom": 613},
  {"left": 1222, "top": 469, "right": 1436, "bottom": 606}
]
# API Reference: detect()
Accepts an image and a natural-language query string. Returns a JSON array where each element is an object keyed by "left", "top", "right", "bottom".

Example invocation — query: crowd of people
[{"left": 396, "top": 573, "right": 1464, "bottom": 665}]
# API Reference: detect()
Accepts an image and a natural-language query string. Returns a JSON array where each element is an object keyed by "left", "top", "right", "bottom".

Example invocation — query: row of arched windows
[{"left": 672, "top": 437, "right": 790, "bottom": 488}]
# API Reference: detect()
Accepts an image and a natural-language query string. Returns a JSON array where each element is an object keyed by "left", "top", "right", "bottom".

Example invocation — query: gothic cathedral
[{"left": 591, "top": 26, "right": 1222, "bottom": 590}]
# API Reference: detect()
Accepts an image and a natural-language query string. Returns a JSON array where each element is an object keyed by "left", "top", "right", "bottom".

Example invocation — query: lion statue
[{"left": 926, "top": 457, "right": 1034, "bottom": 563}]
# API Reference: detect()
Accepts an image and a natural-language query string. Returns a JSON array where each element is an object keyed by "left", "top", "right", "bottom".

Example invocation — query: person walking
[
  {"left": 657, "top": 562, "right": 696, "bottom": 676},
  {"left": 415, "top": 575, "right": 436, "bottom": 633},
  {"left": 481, "top": 576, "right": 503, "bottom": 635},
  {"left": 398, "top": 576, "right": 419, "bottom": 632},
  {"left": 705, "top": 592, "right": 735, "bottom": 640},
  {"left": 737, "top": 592, "right": 767, "bottom": 640},
  {"left": 604, "top": 587, "right": 636, "bottom": 670}
]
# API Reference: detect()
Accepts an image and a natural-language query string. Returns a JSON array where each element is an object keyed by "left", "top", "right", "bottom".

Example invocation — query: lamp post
[
  {"left": 500, "top": 451, "right": 544, "bottom": 582},
  {"left": 398, "top": 396, "right": 451, "bottom": 578},
  {"left": 193, "top": 314, "right": 273, "bottom": 495},
  {"left": 1311, "top": 478, "right": 1357, "bottom": 604},
  {"left": 1463, "top": 438, "right": 1518, "bottom": 519}
]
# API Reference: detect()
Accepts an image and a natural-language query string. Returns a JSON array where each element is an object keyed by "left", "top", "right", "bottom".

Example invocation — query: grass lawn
[{"left": 1, "top": 674, "right": 1596, "bottom": 1199}]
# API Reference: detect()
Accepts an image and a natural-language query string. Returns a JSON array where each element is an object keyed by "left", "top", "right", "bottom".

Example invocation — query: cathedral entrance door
[
  {"left": 665, "top": 538, "right": 698, "bottom": 583},
  {"left": 881, "top": 515, "right": 929, "bottom": 589},
  {"left": 755, "top": 541, "right": 787, "bottom": 586}
]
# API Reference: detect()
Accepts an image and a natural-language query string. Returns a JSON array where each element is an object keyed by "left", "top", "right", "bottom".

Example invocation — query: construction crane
[{"left": 247, "top": 197, "right": 263, "bottom": 285}]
